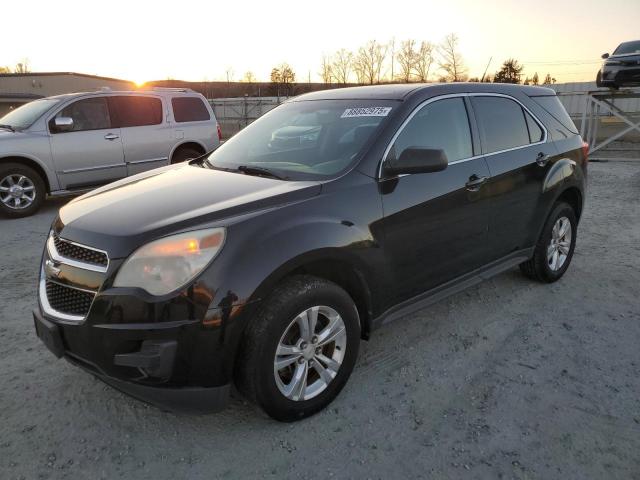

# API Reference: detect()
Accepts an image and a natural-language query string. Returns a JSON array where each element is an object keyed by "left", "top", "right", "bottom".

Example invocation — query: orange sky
[{"left": 3, "top": 0, "right": 638, "bottom": 84}]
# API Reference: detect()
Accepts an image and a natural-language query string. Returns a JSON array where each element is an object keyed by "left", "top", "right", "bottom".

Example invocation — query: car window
[
  {"left": 205, "top": 100, "right": 394, "bottom": 180},
  {"left": 171, "top": 97, "right": 210, "bottom": 122},
  {"left": 54, "top": 97, "right": 111, "bottom": 132},
  {"left": 524, "top": 110, "right": 544, "bottom": 143},
  {"left": 613, "top": 41, "right": 640, "bottom": 55},
  {"left": 0, "top": 98, "right": 60, "bottom": 130},
  {"left": 472, "top": 96, "right": 530, "bottom": 153},
  {"left": 389, "top": 97, "right": 473, "bottom": 164},
  {"left": 109, "top": 96, "right": 162, "bottom": 128},
  {"left": 531, "top": 95, "right": 578, "bottom": 134}
]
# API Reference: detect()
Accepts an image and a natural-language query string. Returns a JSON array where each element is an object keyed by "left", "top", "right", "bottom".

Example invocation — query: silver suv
[{"left": 0, "top": 88, "right": 220, "bottom": 217}]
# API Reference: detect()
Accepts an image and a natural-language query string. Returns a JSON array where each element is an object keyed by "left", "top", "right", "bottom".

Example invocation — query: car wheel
[
  {"left": 0, "top": 163, "right": 46, "bottom": 218},
  {"left": 236, "top": 275, "right": 360, "bottom": 422},
  {"left": 171, "top": 147, "right": 202, "bottom": 164},
  {"left": 596, "top": 71, "right": 603, "bottom": 88},
  {"left": 520, "top": 201, "right": 577, "bottom": 283}
]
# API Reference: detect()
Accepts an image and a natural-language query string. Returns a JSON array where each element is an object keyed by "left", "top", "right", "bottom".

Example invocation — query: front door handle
[
  {"left": 465, "top": 174, "right": 488, "bottom": 191},
  {"left": 536, "top": 152, "right": 549, "bottom": 167},
  {"left": 104, "top": 133, "right": 119, "bottom": 141}
]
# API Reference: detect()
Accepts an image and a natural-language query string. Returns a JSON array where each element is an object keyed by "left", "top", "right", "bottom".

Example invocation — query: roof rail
[{"left": 140, "top": 86, "right": 195, "bottom": 93}]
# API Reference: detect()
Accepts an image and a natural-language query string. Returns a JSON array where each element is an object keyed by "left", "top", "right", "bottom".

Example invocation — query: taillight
[
  {"left": 582, "top": 141, "right": 589, "bottom": 162},
  {"left": 216, "top": 124, "right": 222, "bottom": 142}
]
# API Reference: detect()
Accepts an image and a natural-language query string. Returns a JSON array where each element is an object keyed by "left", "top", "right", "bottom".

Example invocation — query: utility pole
[{"left": 390, "top": 37, "right": 395, "bottom": 81}]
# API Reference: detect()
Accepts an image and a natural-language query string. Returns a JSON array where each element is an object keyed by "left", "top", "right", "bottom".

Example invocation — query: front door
[
  {"left": 380, "top": 96, "right": 492, "bottom": 305},
  {"left": 49, "top": 96, "right": 126, "bottom": 189}
]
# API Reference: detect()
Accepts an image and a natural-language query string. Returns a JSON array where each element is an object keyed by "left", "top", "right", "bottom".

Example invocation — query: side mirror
[
  {"left": 53, "top": 117, "right": 74, "bottom": 132},
  {"left": 384, "top": 147, "right": 448, "bottom": 176},
  {"left": 601, "top": 53, "right": 610, "bottom": 59}
]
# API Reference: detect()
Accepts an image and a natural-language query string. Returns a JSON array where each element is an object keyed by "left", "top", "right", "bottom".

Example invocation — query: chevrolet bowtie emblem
[{"left": 44, "top": 259, "right": 62, "bottom": 278}]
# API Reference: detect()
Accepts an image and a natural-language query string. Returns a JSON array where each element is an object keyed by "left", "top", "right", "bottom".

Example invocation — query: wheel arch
[
  {"left": 0, "top": 155, "right": 53, "bottom": 193},
  {"left": 556, "top": 186, "right": 583, "bottom": 220},
  {"left": 170, "top": 141, "right": 207, "bottom": 163}
]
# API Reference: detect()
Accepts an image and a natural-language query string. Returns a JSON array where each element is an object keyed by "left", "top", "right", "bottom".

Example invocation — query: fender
[
  {"left": 168, "top": 140, "right": 208, "bottom": 162},
  {"left": 0, "top": 152, "right": 60, "bottom": 192}
]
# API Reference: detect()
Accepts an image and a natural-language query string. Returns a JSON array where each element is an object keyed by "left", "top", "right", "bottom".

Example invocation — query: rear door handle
[
  {"left": 536, "top": 152, "right": 549, "bottom": 167},
  {"left": 465, "top": 174, "right": 488, "bottom": 191},
  {"left": 104, "top": 133, "right": 119, "bottom": 141}
]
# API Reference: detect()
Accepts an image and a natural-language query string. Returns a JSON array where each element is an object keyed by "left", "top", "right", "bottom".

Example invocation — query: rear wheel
[
  {"left": 596, "top": 71, "right": 603, "bottom": 88},
  {"left": 171, "top": 147, "right": 203, "bottom": 164},
  {"left": 0, "top": 163, "right": 45, "bottom": 218},
  {"left": 520, "top": 202, "right": 577, "bottom": 282},
  {"left": 236, "top": 275, "right": 360, "bottom": 422}
]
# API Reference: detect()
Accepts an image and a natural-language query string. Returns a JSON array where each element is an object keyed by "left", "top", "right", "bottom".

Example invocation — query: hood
[{"left": 57, "top": 163, "right": 321, "bottom": 258}]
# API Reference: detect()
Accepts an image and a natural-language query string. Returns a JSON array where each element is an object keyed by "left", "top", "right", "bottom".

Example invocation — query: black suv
[
  {"left": 34, "top": 84, "right": 587, "bottom": 421},
  {"left": 597, "top": 40, "right": 640, "bottom": 88}
]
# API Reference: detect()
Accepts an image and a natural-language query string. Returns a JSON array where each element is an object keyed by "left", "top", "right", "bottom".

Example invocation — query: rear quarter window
[
  {"left": 472, "top": 96, "right": 531, "bottom": 153},
  {"left": 530, "top": 96, "right": 578, "bottom": 135},
  {"left": 172, "top": 97, "right": 211, "bottom": 122}
]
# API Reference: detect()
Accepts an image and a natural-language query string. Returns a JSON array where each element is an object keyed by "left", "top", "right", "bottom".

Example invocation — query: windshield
[
  {"left": 0, "top": 98, "right": 60, "bottom": 130},
  {"left": 204, "top": 99, "right": 396, "bottom": 180},
  {"left": 613, "top": 41, "right": 640, "bottom": 55}
]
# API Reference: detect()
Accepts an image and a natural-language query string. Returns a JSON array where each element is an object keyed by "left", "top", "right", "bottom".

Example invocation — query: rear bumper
[{"left": 33, "top": 308, "right": 231, "bottom": 413}]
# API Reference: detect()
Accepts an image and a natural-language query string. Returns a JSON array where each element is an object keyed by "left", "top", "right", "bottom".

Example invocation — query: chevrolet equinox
[{"left": 34, "top": 83, "right": 587, "bottom": 421}]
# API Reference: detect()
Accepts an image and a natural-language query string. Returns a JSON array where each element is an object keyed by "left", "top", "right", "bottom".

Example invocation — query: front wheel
[
  {"left": 0, "top": 163, "right": 46, "bottom": 218},
  {"left": 520, "top": 202, "right": 577, "bottom": 282},
  {"left": 236, "top": 275, "right": 360, "bottom": 422}
]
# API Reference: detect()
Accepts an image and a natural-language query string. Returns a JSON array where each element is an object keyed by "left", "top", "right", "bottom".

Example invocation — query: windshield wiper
[
  {"left": 236, "top": 165, "right": 288, "bottom": 180},
  {"left": 0, "top": 124, "right": 15, "bottom": 132}
]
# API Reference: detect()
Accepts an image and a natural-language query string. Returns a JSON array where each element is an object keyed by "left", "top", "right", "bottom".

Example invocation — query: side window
[
  {"left": 109, "top": 96, "right": 162, "bottom": 128},
  {"left": 472, "top": 96, "right": 530, "bottom": 153},
  {"left": 524, "top": 110, "right": 544, "bottom": 143},
  {"left": 390, "top": 97, "right": 472, "bottom": 164},
  {"left": 52, "top": 97, "right": 111, "bottom": 132},
  {"left": 171, "top": 97, "right": 211, "bottom": 122}
]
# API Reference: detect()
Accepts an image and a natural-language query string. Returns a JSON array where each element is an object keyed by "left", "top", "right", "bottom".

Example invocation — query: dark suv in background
[
  {"left": 33, "top": 83, "right": 587, "bottom": 421},
  {"left": 597, "top": 40, "right": 640, "bottom": 88}
]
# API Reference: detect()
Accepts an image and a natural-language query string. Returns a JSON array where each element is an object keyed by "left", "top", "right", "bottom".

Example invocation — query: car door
[
  {"left": 470, "top": 94, "right": 556, "bottom": 261},
  {"left": 108, "top": 95, "right": 174, "bottom": 175},
  {"left": 379, "top": 96, "right": 492, "bottom": 304},
  {"left": 49, "top": 96, "right": 126, "bottom": 189}
]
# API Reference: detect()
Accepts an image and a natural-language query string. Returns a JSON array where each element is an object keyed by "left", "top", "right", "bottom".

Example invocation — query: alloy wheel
[
  {"left": 0, "top": 174, "right": 36, "bottom": 210},
  {"left": 547, "top": 216, "right": 572, "bottom": 271},
  {"left": 274, "top": 305, "right": 347, "bottom": 401}
]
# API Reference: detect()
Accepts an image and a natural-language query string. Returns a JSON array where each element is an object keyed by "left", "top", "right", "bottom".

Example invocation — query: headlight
[
  {"left": 113, "top": 228, "right": 225, "bottom": 296},
  {"left": 605, "top": 60, "right": 622, "bottom": 66}
]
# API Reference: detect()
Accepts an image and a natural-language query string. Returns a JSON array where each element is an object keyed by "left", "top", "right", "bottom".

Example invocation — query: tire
[
  {"left": 0, "top": 163, "right": 46, "bottom": 218},
  {"left": 236, "top": 275, "right": 360, "bottom": 422},
  {"left": 596, "top": 71, "right": 603, "bottom": 88},
  {"left": 171, "top": 147, "right": 202, "bottom": 164},
  {"left": 519, "top": 201, "right": 577, "bottom": 283}
]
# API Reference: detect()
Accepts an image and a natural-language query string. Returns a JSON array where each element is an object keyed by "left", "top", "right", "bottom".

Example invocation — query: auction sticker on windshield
[{"left": 341, "top": 107, "right": 392, "bottom": 118}]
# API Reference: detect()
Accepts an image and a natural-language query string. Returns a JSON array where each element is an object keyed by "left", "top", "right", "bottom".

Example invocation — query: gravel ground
[{"left": 1, "top": 161, "right": 639, "bottom": 480}]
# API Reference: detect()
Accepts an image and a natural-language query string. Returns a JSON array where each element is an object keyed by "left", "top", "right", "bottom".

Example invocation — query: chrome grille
[
  {"left": 53, "top": 234, "right": 108, "bottom": 267},
  {"left": 45, "top": 281, "right": 95, "bottom": 317}
]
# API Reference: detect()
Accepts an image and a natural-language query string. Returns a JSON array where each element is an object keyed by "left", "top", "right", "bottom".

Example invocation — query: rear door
[
  {"left": 470, "top": 94, "right": 556, "bottom": 261},
  {"left": 49, "top": 96, "right": 126, "bottom": 189},
  {"left": 379, "top": 96, "right": 492, "bottom": 304},
  {"left": 109, "top": 95, "right": 173, "bottom": 175}
]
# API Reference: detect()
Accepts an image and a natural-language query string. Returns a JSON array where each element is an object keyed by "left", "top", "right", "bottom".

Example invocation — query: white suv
[{"left": 0, "top": 88, "right": 221, "bottom": 217}]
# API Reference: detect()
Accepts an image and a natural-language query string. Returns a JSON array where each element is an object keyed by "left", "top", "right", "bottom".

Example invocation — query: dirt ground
[{"left": 1, "top": 161, "right": 639, "bottom": 480}]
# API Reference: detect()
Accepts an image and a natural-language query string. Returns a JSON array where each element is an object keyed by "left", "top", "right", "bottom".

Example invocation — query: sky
[{"left": 2, "top": 0, "right": 639, "bottom": 85}]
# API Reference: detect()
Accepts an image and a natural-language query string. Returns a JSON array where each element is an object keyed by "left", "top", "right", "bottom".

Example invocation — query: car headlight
[
  {"left": 113, "top": 228, "right": 225, "bottom": 296},
  {"left": 605, "top": 60, "right": 622, "bottom": 66}
]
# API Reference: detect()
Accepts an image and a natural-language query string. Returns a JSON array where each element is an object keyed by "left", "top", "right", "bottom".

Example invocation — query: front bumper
[
  {"left": 33, "top": 308, "right": 232, "bottom": 413},
  {"left": 601, "top": 65, "right": 640, "bottom": 86}
]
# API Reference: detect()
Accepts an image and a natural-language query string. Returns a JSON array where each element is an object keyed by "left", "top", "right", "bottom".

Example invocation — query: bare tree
[
  {"left": 438, "top": 33, "right": 467, "bottom": 82},
  {"left": 396, "top": 39, "right": 417, "bottom": 83},
  {"left": 319, "top": 55, "right": 332, "bottom": 84},
  {"left": 331, "top": 49, "right": 353, "bottom": 85},
  {"left": 14, "top": 59, "right": 30, "bottom": 74},
  {"left": 0, "top": 66, "right": 11, "bottom": 74},
  {"left": 414, "top": 41, "right": 434, "bottom": 82},
  {"left": 243, "top": 71, "right": 256, "bottom": 83},
  {"left": 354, "top": 40, "right": 388, "bottom": 84},
  {"left": 352, "top": 55, "right": 367, "bottom": 84},
  {"left": 271, "top": 63, "right": 296, "bottom": 96}
]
